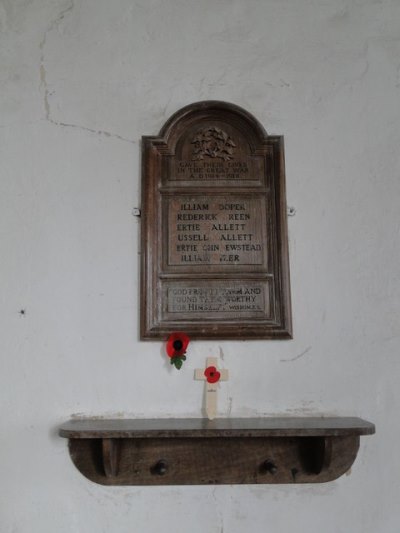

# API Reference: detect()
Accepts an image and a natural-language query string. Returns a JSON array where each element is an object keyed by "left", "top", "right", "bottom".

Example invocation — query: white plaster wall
[{"left": 1, "top": 0, "right": 399, "bottom": 531}]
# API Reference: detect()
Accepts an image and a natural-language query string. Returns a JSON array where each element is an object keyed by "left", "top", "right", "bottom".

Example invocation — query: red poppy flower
[
  {"left": 166, "top": 332, "right": 190, "bottom": 357},
  {"left": 166, "top": 332, "right": 190, "bottom": 370},
  {"left": 204, "top": 366, "right": 221, "bottom": 384}
]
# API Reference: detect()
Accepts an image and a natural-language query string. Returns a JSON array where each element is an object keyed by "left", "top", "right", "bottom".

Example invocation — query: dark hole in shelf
[
  {"left": 298, "top": 437, "right": 332, "bottom": 475},
  {"left": 90, "top": 439, "right": 104, "bottom": 476}
]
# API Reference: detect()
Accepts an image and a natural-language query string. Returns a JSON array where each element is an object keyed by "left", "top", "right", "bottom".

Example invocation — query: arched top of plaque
[
  {"left": 159, "top": 100, "right": 267, "bottom": 146},
  {"left": 141, "top": 101, "right": 292, "bottom": 340}
]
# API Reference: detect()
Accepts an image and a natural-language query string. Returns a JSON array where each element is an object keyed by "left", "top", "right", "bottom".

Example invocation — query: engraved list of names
[{"left": 167, "top": 196, "right": 267, "bottom": 267}]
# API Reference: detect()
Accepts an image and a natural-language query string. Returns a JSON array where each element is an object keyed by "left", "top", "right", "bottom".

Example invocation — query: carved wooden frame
[{"left": 140, "top": 101, "right": 292, "bottom": 339}]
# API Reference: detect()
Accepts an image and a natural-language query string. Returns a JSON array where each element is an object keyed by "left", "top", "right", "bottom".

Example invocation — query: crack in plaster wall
[
  {"left": 39, "top": 0, "right": 135, "bottom": 144},
  {"left": 281, "top": 346, "right": 312, "bottom": 363}
]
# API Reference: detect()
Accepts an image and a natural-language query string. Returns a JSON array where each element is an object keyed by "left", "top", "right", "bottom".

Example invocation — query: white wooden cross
[{"left": 194, "top": 357, "right": 229, "bottom": 420}]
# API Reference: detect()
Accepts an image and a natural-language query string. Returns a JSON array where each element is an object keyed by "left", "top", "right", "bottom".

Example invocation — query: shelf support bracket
[{"left": 102, "top": 438, "right": 121, "bottom": 478}]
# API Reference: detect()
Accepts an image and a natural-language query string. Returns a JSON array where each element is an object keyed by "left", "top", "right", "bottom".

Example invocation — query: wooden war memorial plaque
[{"left": 141, "top": 101, "right": 292, "bottom": 339}]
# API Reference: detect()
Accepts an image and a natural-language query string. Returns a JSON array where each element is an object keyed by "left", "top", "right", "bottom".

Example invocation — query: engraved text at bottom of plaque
[{"left": 162, "top": 280, "right": 272, "bottom": 322}]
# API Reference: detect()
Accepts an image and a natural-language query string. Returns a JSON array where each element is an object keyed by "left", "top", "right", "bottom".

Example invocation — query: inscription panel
[
  {"left": 166, "top": 195, "right": 267, "bottom": 268},
  {"left": 175, "top": 160, "right": 251, "bottom": 181},
  {"left": 168, "top": 121, "right": 267, "bottom": 187},
  {"left": 162, "top": 280, "right": 271, "bottom": 321}
]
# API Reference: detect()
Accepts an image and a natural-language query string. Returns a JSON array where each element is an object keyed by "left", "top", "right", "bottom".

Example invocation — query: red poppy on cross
[{"left": 194, "top": 357, "right": 229, "bottom": 420}]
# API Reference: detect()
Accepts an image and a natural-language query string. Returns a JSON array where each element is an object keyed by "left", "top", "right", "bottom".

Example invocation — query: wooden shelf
[{"left": 59, "top": 417, "right": 375, "bottom": 486}]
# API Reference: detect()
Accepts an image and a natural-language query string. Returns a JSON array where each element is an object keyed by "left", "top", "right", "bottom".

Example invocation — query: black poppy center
[{"left": 173, "top": 339, "right": 183, "bottom": 351}]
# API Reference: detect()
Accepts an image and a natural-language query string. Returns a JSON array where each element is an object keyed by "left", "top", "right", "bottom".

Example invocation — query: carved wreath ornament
[{"left": 191, "top": 127, "right": 236, "bottom": 161}]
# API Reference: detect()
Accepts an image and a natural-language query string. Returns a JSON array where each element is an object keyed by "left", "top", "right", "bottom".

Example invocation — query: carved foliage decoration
[{"left": 191, "top": 126, "right": 236, "bottom": 161}]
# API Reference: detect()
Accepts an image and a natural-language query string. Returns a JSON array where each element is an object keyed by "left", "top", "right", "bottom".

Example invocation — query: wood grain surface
[
  {"left": 60, "top": 417, "right": 375, "bottom": 485},
  {"left": 141, "top": 101, "right": 292, "bottom": 339}
]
